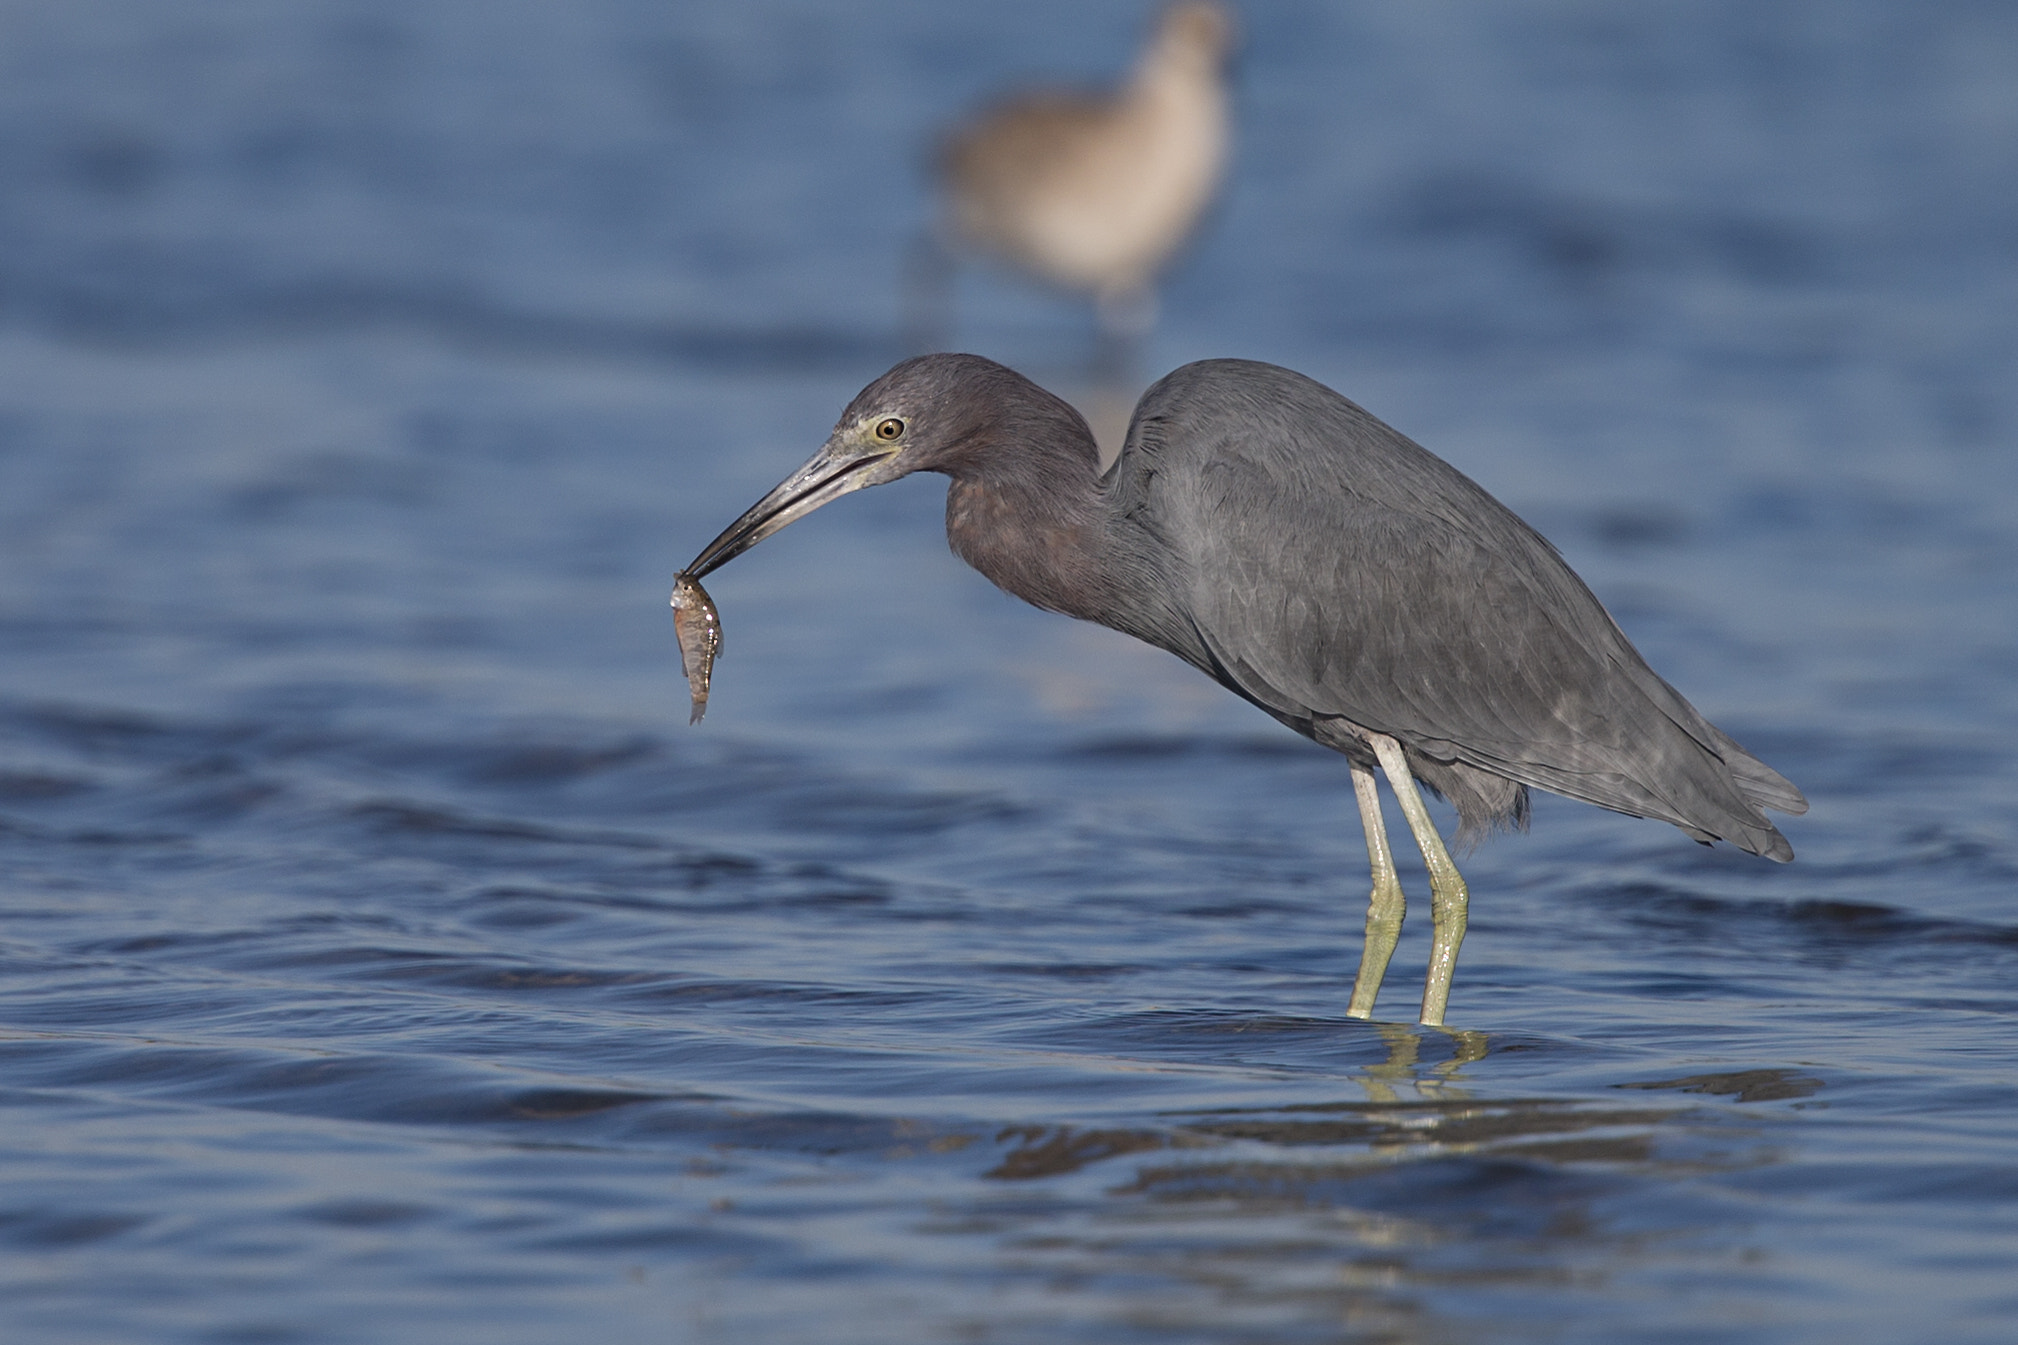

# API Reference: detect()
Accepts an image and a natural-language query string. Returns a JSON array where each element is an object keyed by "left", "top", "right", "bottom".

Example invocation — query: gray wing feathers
[{"left": 1119, "top": 361, "right": 1806, "bottom": 859}]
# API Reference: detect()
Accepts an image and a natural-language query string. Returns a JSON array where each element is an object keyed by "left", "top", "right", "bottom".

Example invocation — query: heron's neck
[{"left": 942, "top": 425, "right": 1118, "bottom": 625}]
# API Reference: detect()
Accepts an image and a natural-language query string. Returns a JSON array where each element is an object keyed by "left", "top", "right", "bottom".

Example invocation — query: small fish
[{"left": 669, "top": 571, "right": 723, "bottom": 724}]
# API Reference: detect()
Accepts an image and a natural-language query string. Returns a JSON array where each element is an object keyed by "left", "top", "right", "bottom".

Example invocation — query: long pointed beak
[{"left": 685, "top": 441, "right": 895, "bottom": 579}]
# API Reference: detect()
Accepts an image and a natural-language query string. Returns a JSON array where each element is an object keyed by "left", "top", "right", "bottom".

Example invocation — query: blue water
[{"left": 3, "top": 2, "right": 2016, "bottom": 1341}]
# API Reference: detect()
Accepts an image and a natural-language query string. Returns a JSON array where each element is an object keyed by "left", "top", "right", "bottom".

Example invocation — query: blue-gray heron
[{"left": 684, "top": 354, "right": 1806, "bottom": 1025}]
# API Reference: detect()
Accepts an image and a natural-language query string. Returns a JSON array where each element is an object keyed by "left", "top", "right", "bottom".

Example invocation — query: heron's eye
[{"left": 874, "top": 417, "right": 905, "bottom": 442}]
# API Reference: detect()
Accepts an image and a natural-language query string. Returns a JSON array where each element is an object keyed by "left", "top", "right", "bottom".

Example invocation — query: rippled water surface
[{"left": 3, "top": 3, "right": 2017, "bottom": 1341}]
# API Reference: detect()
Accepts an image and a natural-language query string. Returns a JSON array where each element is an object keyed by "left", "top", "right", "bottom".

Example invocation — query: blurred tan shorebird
[{"left": 915, "top": 2, "right": 1235, "bottom": 364}]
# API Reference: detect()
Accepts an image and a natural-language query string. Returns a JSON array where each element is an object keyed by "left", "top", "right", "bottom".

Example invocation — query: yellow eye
[{"left": 873, "top": 417, "right": 905, "bottom": 442}]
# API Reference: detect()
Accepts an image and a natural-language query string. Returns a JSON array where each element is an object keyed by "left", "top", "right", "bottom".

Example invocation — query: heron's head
[{"left": 685, "top": 353, "right": 1088, "bottom": 579}]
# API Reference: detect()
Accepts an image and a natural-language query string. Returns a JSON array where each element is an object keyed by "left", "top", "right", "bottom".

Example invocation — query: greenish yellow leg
[
  {"left": 1370, "top": 734, "right": 1470, "bottom": 1028},
  {"left": 1346, "top": 759, "right": 1405, "bottom": 1019}
]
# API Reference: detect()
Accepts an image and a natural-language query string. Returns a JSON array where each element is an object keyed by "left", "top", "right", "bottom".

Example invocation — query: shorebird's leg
[
  {"left": 1092, "top": 283, "right": 1156, "bottom": 381},
  {"left": 902, "top": 230, "right": 956, "bottom": 354}
]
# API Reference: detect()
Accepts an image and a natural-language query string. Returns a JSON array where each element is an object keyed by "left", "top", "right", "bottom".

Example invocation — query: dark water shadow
[{"left": 1617, "top": 1068, "right": 1824, "bottom": 1104}]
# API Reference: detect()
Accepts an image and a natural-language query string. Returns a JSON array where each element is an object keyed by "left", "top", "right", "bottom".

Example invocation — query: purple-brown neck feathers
[
  {"left": 842, "top": 353, "right": 1129, "bottom": 623},
  {"left": 931, "top": 366, "right": 1115, "bottom": 622}
]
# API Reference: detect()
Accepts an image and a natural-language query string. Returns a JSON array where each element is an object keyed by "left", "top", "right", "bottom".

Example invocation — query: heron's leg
[
  {"left": 1369, "top": 734, "right": 1470, "bottom": 1028},
  {"left": 1346, "top": 759, "right": 1405, "bottom": 1019}
]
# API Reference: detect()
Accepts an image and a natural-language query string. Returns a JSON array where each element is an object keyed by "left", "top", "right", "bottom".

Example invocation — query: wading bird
[
  {"left": 917, "top": 2, "right": 1234, "bottom": 368},
  {"left": 683, "top": 355, "right": 1806, "bottom": 1025}
]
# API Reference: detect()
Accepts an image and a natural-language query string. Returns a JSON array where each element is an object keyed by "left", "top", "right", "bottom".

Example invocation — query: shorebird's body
[{"left": 927, "top": 3, "right": 1233, "bottom": 350}]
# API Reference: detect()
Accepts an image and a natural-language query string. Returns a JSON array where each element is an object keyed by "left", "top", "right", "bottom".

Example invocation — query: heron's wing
[{"left": 1123, "top": 362, "right": 1803, "bottom": 847}]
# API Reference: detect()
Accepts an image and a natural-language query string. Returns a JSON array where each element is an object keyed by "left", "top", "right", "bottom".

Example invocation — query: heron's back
[{"left": 1105, "top": 360, "right": 1806, "bottom": 857}]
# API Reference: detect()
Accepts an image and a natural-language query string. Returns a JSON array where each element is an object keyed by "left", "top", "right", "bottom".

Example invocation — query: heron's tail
[{"left": 1705, "top": 725, "right": 1808, "bottom": 818}]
